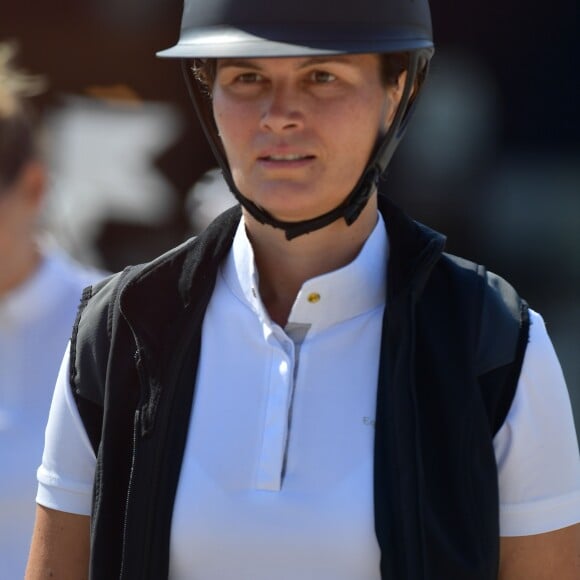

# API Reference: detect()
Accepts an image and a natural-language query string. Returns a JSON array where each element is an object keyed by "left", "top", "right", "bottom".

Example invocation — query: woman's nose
[{"left": 259, "top": 84, "right": 305, "bottom": 133}]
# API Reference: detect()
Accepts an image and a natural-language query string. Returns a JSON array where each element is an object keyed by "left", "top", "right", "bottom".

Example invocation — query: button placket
[{"left": 255, "top": 338, "right": 295, "bottom": 491}]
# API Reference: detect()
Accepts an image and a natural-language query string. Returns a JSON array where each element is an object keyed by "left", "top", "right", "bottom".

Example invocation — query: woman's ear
[{"left": 384, "top": 70, "right": 409, "bottom": 129}]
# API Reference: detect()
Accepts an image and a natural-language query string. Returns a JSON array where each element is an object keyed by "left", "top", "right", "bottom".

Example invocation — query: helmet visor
[{"left": 158, "top": 24, "right": 433, "bottom": 58}]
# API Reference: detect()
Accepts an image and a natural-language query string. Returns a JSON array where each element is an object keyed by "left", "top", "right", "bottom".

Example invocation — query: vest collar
[{"left": 376, "top": 194, "right": 446, "bottom": 302}]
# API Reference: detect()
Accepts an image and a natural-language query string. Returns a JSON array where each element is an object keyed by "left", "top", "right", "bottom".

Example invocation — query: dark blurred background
[{"left": 2, "top": 0, "right": 579, "bottom": 426}]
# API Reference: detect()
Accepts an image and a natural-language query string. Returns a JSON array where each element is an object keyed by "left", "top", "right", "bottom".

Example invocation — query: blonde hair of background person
[{"left": 0, "top": 41, "right": 47, "bottom": 296}]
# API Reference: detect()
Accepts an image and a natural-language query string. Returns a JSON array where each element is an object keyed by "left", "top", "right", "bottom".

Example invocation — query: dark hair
[
  {"left": 379, "top": 52, "right": 409, "bottom": 86},
  {"left": 191, "top": 52, "right": 410, "bottom": 93},
  {"left": 0, "top": 42, "right": 45, "bottom": 191}
]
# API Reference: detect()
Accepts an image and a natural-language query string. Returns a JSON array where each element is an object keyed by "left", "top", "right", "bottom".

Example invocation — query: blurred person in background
[
  {"left": 26, "top": 0, "right": 580, "bottom": 578},
  {"left": 0, "top": 42, "right": 105, "bottom": 577}
]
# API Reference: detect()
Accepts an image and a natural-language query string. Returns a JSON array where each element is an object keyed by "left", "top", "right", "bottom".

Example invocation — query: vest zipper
[
  {"left": 118, "top": 346, "right": 162, "bottom": 578},
  {"left": 118, "top": 350, "right": 146, "bottom": 579},
  {"left": 119, "top": 410, "right": 140, "bottom": 578},
  {"left": 378, "top": 239, "right": 443, "bottom": 580},
  {"left": 403, "top": 242, "right": 443, "bottom": 580}
]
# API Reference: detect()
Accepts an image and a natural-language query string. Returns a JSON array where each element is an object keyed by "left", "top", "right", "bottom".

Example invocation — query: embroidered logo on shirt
[{"left": 363, "top": 417, "right": 376, "bottom": 428}]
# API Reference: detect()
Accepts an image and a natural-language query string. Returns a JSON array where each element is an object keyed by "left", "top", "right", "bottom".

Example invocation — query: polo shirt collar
[{"left": 222, "top": 213, "right": 388, "bottom": 336}]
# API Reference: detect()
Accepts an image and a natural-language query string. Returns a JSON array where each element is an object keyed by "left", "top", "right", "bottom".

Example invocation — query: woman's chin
[
  {"left": 242, "top": 190, "right": 338, "bottom": 225},
  {"left": 251, "top": 204, "right": 328, "bottom": 225}
]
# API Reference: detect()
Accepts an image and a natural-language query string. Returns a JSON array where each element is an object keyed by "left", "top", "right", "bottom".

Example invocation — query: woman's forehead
[{"left": 215, "top": 53, "right": 380, "bottom": 70}]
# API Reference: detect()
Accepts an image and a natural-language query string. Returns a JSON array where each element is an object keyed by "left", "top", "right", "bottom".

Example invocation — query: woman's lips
[{"left": 257, "top": 153, "right": 316, "bottom": 169}]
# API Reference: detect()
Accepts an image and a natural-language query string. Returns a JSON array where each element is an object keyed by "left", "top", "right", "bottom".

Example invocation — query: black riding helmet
[{"left": 158, "top": 0, "right": 434, "bottom": 239}]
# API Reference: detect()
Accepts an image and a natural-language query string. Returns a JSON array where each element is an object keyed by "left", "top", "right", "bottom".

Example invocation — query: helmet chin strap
[{"left": 181, "top": 50, "right": 426, "bottom": 240}]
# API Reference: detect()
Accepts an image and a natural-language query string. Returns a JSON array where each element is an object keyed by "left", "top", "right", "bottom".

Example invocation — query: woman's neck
[{"left": 243, "top": 196, "right": 378, "bottom": 326}]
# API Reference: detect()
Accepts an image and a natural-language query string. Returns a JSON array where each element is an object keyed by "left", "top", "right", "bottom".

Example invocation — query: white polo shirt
[{"left": 36, "top": 216, "right": 580, "bottom": 579}]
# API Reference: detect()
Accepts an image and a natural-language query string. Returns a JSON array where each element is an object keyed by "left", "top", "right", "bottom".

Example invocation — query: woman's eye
[
  {"left": 235, "top": 72, "right": 263, "bottom": 83},
  {"left": 311, "top": 70, "right": 336, "bottom": 83}
]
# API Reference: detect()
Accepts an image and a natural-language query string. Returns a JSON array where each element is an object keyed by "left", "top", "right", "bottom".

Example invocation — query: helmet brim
[{"left": 157, "top": 26, "right": 433, "bottom": 59}]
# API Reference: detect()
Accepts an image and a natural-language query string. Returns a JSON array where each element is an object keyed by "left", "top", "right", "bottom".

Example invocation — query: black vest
[{"left": 71, "top": 195, "right": 529, "bottom": 579}]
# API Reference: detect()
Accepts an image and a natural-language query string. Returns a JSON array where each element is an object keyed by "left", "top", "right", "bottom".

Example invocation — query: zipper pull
[{"left": 134, "top": 349, "right": 160, "bottom": 437}]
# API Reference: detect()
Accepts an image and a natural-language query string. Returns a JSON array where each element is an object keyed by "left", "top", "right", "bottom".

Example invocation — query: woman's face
[{"left": 211, "top": 54, "right": 404, "bottom": 223}]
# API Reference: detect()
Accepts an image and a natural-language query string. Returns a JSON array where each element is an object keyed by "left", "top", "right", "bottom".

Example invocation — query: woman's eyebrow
[
  {"left": 217, "top": 59, "right": 262, "bottom": 71},
  {"left": 297, "top": 56, "right": 354, "bottom": 69},
  {"left": 217, "top": 56, "right": 355, "bottom": 72}
]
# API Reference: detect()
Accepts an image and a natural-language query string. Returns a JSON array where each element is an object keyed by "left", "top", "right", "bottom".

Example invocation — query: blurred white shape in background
[
  {"left": 185, "top": 166, "right": 236, "bottom": 234},
  {"left": 41, "top": 94, "right": 182, "bottom": 266}
]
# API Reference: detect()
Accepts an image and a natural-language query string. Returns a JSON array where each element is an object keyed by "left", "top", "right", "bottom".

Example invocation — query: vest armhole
[{"left": 477, "top": 275, "right": 530, "bottom": 436}]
